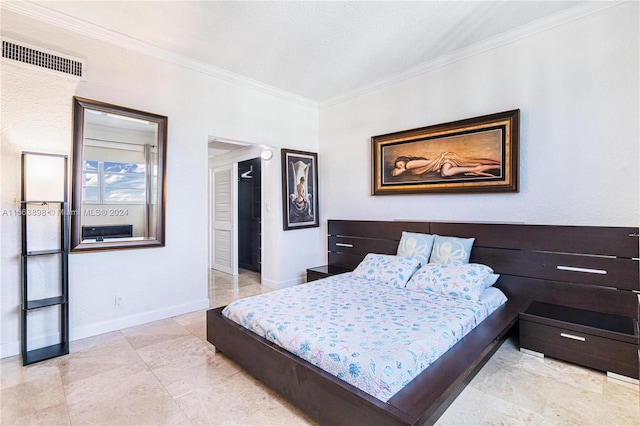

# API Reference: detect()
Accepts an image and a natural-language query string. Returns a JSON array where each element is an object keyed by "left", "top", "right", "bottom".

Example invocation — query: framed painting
[
  {"left": 372, "top": 109, "right": 519, "bottom": 194},
  {"left": 281, "top": 149, "right": 319, "bottom": 230}
]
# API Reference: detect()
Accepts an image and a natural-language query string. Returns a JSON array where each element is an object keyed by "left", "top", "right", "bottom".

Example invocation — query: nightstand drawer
[{"left": 520, "top": 319, "right": 638, "bottom": 378}]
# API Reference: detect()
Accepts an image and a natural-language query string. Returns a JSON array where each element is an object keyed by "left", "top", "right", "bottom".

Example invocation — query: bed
[{"left": 207, "top": 220, "right": 638, "bottom": 425}]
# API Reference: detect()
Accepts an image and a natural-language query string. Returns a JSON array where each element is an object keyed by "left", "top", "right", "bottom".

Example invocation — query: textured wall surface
[
  {"left": 319, "top": 3, "right": 639, "bottom": 228},
  {"left": 1, "top": 10, "right": 319, "bottom": 357}
]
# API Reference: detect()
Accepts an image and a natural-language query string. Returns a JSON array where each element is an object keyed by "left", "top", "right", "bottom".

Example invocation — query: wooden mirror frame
[{"left": 70, "top": 97, "right": 167, "bottom": 252}]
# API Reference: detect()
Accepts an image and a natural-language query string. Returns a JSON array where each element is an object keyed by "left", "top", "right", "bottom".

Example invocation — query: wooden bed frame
[{"left": 207, "top": 220, "right": 638, "bottom": 425}]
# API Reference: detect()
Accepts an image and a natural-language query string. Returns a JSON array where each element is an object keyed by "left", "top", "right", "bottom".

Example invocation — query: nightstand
[
  {"left": 306, "top": 265, "right": 350, "bottom": 282},
  {"left": 520, "top": 301, "right": 639, "bottom": 380}
]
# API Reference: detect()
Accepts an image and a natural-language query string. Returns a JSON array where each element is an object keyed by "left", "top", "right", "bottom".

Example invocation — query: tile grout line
[
  {"left": 127, "top": 319, "right": 197, "bottom": 425},
  {"left": 55, "top": 357, "right": 73, "bottom": 425}
]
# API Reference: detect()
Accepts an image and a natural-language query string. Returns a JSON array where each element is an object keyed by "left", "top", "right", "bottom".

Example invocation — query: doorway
[
  {"left": 208, "top": 139, "right": 270, "bottom": 283},
  {"left": 237, "top": 158, "right": 261, "bottom": 272}
]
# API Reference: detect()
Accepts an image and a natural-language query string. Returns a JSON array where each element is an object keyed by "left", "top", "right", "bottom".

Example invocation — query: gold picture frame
[{"left": 372, "top": 110, "right": 519, "bottom": 194}]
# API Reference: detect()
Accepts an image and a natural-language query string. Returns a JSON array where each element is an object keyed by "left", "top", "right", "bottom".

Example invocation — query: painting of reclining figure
[
  {"left": 281, "top": 149, "right": 319, "bottom": 230},
  {"left": 372, "top": 110, "right": 519, "bottom": 194}
]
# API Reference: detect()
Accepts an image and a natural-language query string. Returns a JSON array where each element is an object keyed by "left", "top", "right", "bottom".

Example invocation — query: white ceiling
[{"left": 18, "top": 0, "right": 609, "bottom": 106}]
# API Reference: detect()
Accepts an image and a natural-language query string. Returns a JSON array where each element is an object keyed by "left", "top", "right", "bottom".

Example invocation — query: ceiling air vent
[{"left": 2, "top": 39, "right": 85, "bottom": 79}]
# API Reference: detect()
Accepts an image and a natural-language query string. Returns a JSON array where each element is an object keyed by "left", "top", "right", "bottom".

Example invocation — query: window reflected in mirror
[{"left": 71, "top": 97, "right": 166, "bottom": 251}]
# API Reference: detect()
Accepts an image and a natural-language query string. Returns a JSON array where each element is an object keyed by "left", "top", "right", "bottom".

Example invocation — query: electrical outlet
[{"left": 115, "top": 294, "right": 123, "bottom": 307}]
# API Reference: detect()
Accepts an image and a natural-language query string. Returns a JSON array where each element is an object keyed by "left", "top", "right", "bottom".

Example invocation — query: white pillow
[
  {"left": 484, "top": 273, "right": 500, "bottom": 288},
  {"left": 351, "top": 253, "right": 422, "bottom": 288},
  {"left": 396, "top": 231, "right": 436, "bottom": 266},
  {"left": 405, "top": 263, "right": 494, "bottom": 301},
  {"left": 429, "top": 235, "right": 475, "bottom": 265},
  {"left": 477, "top": 287, "right": 508, "bottom": 309}
]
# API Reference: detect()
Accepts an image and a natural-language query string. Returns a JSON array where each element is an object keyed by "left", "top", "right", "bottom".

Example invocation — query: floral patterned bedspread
[{"left": 222, "top": 273, "right": 505, "bottom": 402}]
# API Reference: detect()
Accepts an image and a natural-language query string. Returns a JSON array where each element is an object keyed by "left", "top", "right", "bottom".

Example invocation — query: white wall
[
  {"left": 319, "top": 3, "right": 639, "bottom": 232},
  {"left": 1, "top": 10, "right": 319, "bottom": 357}
]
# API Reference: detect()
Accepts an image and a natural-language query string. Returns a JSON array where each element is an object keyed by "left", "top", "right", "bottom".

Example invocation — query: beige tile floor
[{"left": 2, "top": 269, "right": 639, "bottom": 425}]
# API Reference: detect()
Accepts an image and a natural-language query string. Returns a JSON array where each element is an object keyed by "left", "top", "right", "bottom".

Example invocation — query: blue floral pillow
[
  {"left": 351, "top": 253, "right": 421, "bottom": 288},
  {"left": 405, "top": 263, "right": 494, "bottom": 301},
  {"left": 396, "top": 231, "right": 435, "bottom": 266},
  {"left": 429, "top": 235, "right": 475, "bottom": 265}
]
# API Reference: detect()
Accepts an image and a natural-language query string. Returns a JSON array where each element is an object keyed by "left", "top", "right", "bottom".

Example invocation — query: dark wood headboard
[{"left": 327, "top": 220, "right": 639, "bottom": 318}]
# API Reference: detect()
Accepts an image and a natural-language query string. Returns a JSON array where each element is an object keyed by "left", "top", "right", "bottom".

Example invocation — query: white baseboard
[
  {"left": 0, "top": 342, "right": 19, "bottom": 359},
  {"left": 261, "top": 276, "right": 303, "bottom": 290},
  {"left": 277, "top": 276, "right": 304, "bottom": 289},
  {"left": 607, "top": 371, "right": 639, "bottom": 385},
  {"left": 0, "top": 298, "right": 210, "bottom": 359},
  {"left": 260, "top": 276, "right": 280, "bottom": 289},
  {"left": 0, "top": 333, "right": 61, "bottom": 360}
]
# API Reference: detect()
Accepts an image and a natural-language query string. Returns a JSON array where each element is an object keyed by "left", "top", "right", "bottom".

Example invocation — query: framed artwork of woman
[
  {"left": 281, "top": 149, "right": 319, "bottom": 230},
  {"left": 372, "top": 110, "right": 519, "bottom": 194}
]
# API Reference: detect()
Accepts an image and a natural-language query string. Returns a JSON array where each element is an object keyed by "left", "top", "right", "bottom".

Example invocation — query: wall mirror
[{"left": 71, "top": 97, "right": 167, "bottom": 251}]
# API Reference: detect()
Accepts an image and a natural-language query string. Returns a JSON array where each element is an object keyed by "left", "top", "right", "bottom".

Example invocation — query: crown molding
[
  {"left": 319, "top": 1, "right": 626, "bottom": 108},
  {"left": 1, "top": 1, "right": 319, "bottom": 108},
  {"left": 2, "top": 1, "right": 625, "bottom": 110}
]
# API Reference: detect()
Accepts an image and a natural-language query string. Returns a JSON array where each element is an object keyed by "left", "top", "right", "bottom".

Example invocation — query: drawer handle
[
  {"left": 557, "top": 265, "right": 606, "bottom": 275},
  {"left": 335, "top": 243, "right": 353, "bottom": 248},
  {"left": 560, "top": 333, "right": 586, "bottom": 342}
]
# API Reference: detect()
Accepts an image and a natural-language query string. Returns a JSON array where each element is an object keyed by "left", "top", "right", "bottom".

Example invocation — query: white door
[{"left": 211, "top": 164, "right": 238, "bottom": 274}]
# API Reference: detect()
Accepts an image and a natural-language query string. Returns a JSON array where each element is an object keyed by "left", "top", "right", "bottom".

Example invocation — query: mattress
[{"left": 222, "top": 273, "right": 506, "bottom": 401}]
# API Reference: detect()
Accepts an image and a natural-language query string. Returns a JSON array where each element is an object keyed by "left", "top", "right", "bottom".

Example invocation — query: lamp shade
[{"left": 22, "top": 153, "right": 67, "bottom": 201}]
